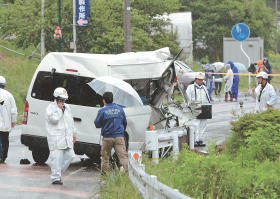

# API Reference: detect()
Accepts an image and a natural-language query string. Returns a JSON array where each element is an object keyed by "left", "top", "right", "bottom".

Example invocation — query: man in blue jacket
[
  {"left": 228, "top": 61, "right": 240, "bottom": 101},
  {"left": 95, "top": 92, "right": 128, "bottom": 173},
  {"left": 203, "top": 64, "right": 214, "bottom": 101},
  {"left": 263, "top": 58, "right": 273, "bottom": 83}
]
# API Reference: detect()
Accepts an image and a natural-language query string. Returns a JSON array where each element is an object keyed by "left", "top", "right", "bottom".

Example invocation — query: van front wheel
[{"left": 32, "top": 148, "right": 49, "bottom": 164}]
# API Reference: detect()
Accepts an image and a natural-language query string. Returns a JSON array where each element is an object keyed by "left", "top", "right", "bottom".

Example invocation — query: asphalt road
[
  {"left": 205, "top": 93, "right": 255, "bottom": 146},
  {"left": 0, "top": 127, "right": 100, "bottom": 199}
]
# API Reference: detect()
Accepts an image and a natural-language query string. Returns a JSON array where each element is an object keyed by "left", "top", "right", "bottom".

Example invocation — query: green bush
[
  {"left": 226, "top": 108, "right": 280, "bottom": 161},
  {"left": 267, "top": 51, "right": 280, "bottom": 71}
]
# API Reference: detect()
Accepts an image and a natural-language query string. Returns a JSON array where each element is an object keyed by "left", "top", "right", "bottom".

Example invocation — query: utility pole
[
  {"left": 58, "top": 0, "right": 62, "bottom": 52},
  {"left": 123, "top": 0, "right": 132, "bottom": 52},
  {"left": 73, "top": 0, "right": 77, "bottom": 53},
  {"left": 276, "top": 0, "right": 278, "bottom": 54},
  {"left": 41, "top": 0, "right": 45, "bottom": 59}
]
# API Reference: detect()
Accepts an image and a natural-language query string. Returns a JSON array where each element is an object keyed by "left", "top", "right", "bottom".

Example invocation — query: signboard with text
[{"left": 76, "top": 0, "right": 89, "bottom": 26}]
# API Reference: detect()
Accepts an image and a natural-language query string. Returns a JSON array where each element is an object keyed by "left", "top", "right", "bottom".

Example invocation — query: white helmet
[
  {"left": 224, "top": 64, "right": 231, "bottom": 72},
  {"left": 53, "top": 87, "right": 68, "bottom": 100},
  {"left": 0, "top": 76, "right": 6, "bottom": 85},
  {"left": 202, "top": 64, "right": 210, "bottom": 71},
  {"left": 195, "top": 72, "right": 205, "bottom": 80},
  {"left": 256, "top": 72, "right": 268, "bottom": 79}
]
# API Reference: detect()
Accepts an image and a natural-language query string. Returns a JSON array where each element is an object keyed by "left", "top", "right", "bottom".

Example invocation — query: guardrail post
[
  {"left": 149, "top": 175, "right": 158, "bottom": 199},
  {"left": 189, "top": 127, "right": 195, "bottom": 150},
  {"left": 152, "top": 150, "right": 159, "bottom": 164},
  {"left": 172, "top": 132, "right": 179, "bottom": 160},
  {"left": 145, "top": 130, "right": 159, "bottom": 164}
]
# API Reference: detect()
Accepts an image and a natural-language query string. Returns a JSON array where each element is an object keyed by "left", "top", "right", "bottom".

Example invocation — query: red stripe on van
[{"left": 66, "top": 69, "right": 78, "bottom": 72}]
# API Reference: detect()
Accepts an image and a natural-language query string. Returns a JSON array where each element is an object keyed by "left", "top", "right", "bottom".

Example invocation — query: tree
[
  {"left": 180, "top": 0, "right": 275, "bottom": 62},
  {"left": 0, "top": 0, "right": 181, "bottom": 55},
  {"left": 3, "top": 0, "right": 14, "bottom": 3},
  {"left": 242, "top": 0, "right": 276, "bottom": 54}
]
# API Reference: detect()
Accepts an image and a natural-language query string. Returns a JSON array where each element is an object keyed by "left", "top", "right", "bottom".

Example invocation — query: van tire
[
  {"left": 32, "top": 148, "right": 49, "bottom": 164},
  {"left": 86, "top": 152, "right": 101, "bottom": 164}
]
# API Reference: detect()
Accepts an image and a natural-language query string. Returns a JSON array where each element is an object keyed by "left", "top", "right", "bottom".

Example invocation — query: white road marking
[{"left": 64, "top": 167, "right": 87, "bottom": 180}]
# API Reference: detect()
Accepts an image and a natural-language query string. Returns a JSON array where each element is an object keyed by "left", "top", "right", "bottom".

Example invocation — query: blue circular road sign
[{"left": 231, "top": 23, "right": 250, "bottom": 42}]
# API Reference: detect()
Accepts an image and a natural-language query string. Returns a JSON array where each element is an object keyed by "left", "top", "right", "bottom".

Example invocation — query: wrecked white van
[{"left": 21, "top": 48, "right": 177, "bottom": 164}]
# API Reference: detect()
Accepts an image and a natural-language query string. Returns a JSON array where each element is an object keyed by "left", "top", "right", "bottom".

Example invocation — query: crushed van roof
[{"left": 38, "top": 47, "right": 173, "bottom": 80}]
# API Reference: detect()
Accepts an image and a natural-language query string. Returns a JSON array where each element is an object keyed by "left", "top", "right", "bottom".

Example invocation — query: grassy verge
[
  {"left": 96, "top": 170, "right": 142, "bottom": 199},
  {"left": 0, "top": 40, "right": 39, "bottom": 122}
]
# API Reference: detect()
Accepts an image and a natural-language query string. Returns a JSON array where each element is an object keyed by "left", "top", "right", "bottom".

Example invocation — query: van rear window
[{"left": 31, "top": 71, "right": 103, "bottom": 107}]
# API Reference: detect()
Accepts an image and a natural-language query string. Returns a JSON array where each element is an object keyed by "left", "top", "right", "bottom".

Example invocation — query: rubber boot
[
  {"left": 224, "top": 93, "right": 228, "bottom": 102},
  {"left": 230, "top": 94, "right": 233, "bottom": 102}
]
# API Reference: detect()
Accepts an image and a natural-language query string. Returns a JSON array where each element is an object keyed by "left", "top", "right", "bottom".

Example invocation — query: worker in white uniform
[
  {"left": 0, "top": 76, "right": 17, "bottom": 163},
  {"left": 252, "top": 72, "right": 278, "bottom": 113},
  {"left": 186, "top": 72, "right": 211, "bottom": 147},
  {"left": 223, "top": 64, "right": 233, "bottom": 102},
  {"left": 45, "top": 87, "right": 76, "bottom": 185}
]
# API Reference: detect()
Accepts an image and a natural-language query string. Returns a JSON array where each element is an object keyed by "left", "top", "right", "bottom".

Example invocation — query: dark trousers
[
  {"left": 214, "top": 82, "right": 222, "bottom": 95},
  {"left": 0, "top": 131, "right": 9, "bottom": 161}
]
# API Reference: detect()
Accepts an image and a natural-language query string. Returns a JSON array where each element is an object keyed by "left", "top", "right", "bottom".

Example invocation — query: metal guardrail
[
  {"left": 145, "top": 126, "right": 195, "bottom": 164},
  {"left": 128, "top": 151, "right": 192, "bottom": 199},
  {"left": 0, "top": 44, "right": 40, "bottom": 60}
]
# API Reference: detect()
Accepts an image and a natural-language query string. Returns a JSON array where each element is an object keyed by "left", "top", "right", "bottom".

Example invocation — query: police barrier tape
[
  {"left": 128, "top": 151, "right": 192, "bottom": 199},
  {"left": 205, "top": 72, "right": 279, "bottom": 76}
]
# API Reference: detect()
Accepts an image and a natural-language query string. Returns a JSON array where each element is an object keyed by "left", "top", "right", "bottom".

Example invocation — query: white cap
[
  {"left": 195, "top": 72, "right": 205, "bottom": 80},
  {"left": 53, "top": 87, "right": 68, "bottom": 100},
  {"left": 0, "top": 76, "right": 6, "bottom": 85},
  {"left": 256, "top": 72, "right": 268, "bottom": 79}
]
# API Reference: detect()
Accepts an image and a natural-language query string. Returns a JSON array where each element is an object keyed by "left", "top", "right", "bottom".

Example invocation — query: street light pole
[
  {"left": 41, "top": 0, "right": 45, "bottom": 59},
  {"left": 73, "top": 0, "right": 77, "bottom": 53},
  {"left": 276, "top": 0, "right": 278, "bottom": 54},
  {"left": 123, "top": 0, "right": 132, "bottom": 52},
  {"left": 58, "top": 0, "right": 62, "bottom": 52}
]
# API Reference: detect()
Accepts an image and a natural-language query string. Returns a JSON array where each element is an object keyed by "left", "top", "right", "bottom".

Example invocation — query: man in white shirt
[
  {"left": 186, "top": 72, "right": 211, "bottom": 147},
  {"left": 253, "top": 72, "right": 277, "bottom": 112},
  {"left": 223, "top": 64, "right": 233, "bottom": 102},
  {"left": 0, "top": 76, "right": 17, "bottom": 163}
]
